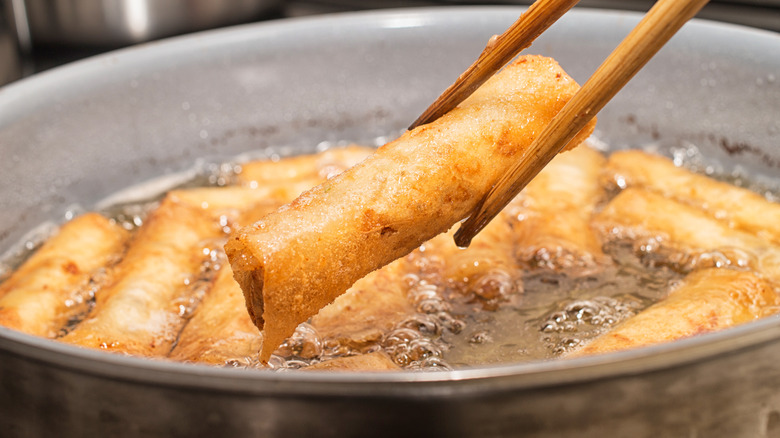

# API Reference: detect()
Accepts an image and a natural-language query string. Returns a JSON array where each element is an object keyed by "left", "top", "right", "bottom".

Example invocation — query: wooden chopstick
[
  {"left": 408, "top": 0, "right": 581, "bottom": 130},
  {"left": 454, "top": 0, "right": 710, "bottom": 247}
]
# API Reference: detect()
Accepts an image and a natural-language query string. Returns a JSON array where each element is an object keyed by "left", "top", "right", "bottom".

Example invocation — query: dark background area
[{"left": 1, "top": 0, "right": 779, "bottom": 87}]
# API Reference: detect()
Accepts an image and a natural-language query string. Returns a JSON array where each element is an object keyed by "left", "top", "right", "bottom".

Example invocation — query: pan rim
[{"left": 1, "top": 5, "right": 779, "bottom": 395}]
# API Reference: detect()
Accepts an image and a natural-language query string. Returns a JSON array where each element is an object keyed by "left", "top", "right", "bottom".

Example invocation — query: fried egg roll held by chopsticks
[
  {"left": 226, "top": 55, "right": 596, "bottom": 362},
  {"left": 0, "top": 213, "right": 128, "bottom": 337},
  {"left": 569, "top": 268, "right": 780, "bottom": 356}
]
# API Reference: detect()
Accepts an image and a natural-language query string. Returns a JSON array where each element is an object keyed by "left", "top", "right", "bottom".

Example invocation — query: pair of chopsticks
[{"left": 409, "top": 0, "right": 710, "bottom": 247}]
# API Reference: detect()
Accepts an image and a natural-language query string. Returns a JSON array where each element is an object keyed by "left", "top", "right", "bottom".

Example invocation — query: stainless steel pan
[{"left": 0, "top": 7, "right": 779, "bottom": 437}]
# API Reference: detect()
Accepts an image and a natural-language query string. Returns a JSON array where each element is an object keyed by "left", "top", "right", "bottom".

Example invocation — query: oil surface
[{"left": 1, "top": 141, "right": 777, "bottom": 371}]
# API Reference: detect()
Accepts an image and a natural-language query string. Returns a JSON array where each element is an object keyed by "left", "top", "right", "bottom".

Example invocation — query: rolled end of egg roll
[{"left": 225, "top": 55, "right": 597, "bottom": 362}]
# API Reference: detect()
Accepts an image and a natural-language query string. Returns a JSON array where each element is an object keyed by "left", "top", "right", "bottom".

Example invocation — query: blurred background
[{"left": 1, "top": 0, "right": 779, "bottom": 87}]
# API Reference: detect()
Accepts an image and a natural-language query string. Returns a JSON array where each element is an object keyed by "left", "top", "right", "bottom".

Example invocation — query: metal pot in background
[
  {"left": 9, "top": 0, "right": 281, "bottom": 47},
  {"left": 0, "top": 1, "right": 25, "bottom": 85}
]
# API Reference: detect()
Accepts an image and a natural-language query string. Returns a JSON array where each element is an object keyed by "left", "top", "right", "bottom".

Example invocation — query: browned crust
[
  {"left": 226, "top": 55, "right": 596, "bottom": 362},
  {"left": 0, "top": 213, "right": 128, "bottom": 337},
  {"left": 570, "top": 268, "right": 779, "bottom": 356},
  {"left": 60, "top": 196, "right": 221, "bottom": 356}
]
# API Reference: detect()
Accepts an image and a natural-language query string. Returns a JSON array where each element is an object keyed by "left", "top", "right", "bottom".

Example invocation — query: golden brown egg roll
[
  {"left": 508, "top": 144, "right": 608, "bottom": 272},
  {"left": 170, "top": 180, "right": 321, "bottom": 214},
  {"left": 310, "top": 259, "right": 413, "bottom": 350},
  {"left": 61, "top": 196, "right": 222, "bottom": 356},
  {"left": 169, "top": 264, "right": 263, "bottom": 365},
  {"left": 604, "top": 150, "right": 780, "bottom": 244},
  {"left": 312, "top": 214, "right": 522, "bottom": 355},
  {"left": 170, "top": 180, "right": 321, "bottom": 235},
  {"left": 422, "top": 212, "right": 521, "bottom": 310},
  {"left": 0, "top": 213, "right": 129, "bottom": 337},
  {"left": 237, "top": 145, "right": 374, "bottom": 185},
  {"left": 226, "top": 55, "right": 597, "bottom": 362},
  {"left": 170, "top": 181, "right": 323, "bottom": 365},
  {"left": 303, "top": 352, "right": 400, "bottom": 372},
  {"left": 593, "top": 188, "right": 780, "bottom": 282},
  {"left": 570, "top": 268, "right": 779, "bottom": 356}
]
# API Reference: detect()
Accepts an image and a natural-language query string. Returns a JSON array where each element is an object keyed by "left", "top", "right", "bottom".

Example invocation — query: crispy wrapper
[
  {"left": 226, "top": 55, "right": 596, "bottom": 361},
  {"left": 237, "top": 145, "right": 374, "bottom": 185},
  {"left": 570, "top": 268, "right": 780, "bottom": 356},
  {"left": 594, "top": 187, "right": 780, "bottom": 283},
  {"left": 170, "top": 180, "right": 320, "bottom": 364},
  {"left": 311, "top": 259, "right": 413, "bottom": 349},
  {"left": 421, "top": 212, "right": 521, "bottom": 310},
  {"left": 171, "top": 180, "right": 321, "bottom": 214},
  {"left": 508, "top": 144, "right": 608, "bottom": 272},
  {"left": 61, "top": 196, "right": 221, "bottom": 356},
  {"left": 169, "top": 264, "right": 263, "bottom": 365},
  {"left": 0, "top": 213, "right": 128, "bottom": 337},
  {"left": 605, "top": 149, "right": 780, "bottom": 244}
]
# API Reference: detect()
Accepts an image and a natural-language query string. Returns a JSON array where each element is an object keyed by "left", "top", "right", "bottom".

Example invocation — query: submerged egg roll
[
  {"left": 0, "top": 213, "right": 128, "bottom": 337},
  {"left": 170, "top": 180, "right": 324, "bottom": 364},
  {"left": 237, "top": 145, "right": 374, "bottom": 185},
  {"left": 312, "top": 213, "right": 521, "bottom": 354},
  {"left": 570, "top": 268, "right": 779, "bottom": 356},
  {"left": 605, "top": 150, "right": 780, "bottom": 244},
  {"left": 61, "top": 196, "right": 221, "bottom": 356},
  {"left": 310, "top": 259, "right": 413, "bottom": 350},
  {"left": 422, "top": 211, "right": 522, "bottom": 310},
  {"left": 594, "top": 187, "right": 780, "bottom": 282},
  {"left": 171, "top": 180, "right": 321, "bottom": 214},
  {"left": 508, "top": 144, "right": 607, "bottom": 271},
  {"left": 169, "top": 264, "right": 263, "bottom": 365},
  {"left": 226, "top": 55, "right": 596, "bottom": 361}
]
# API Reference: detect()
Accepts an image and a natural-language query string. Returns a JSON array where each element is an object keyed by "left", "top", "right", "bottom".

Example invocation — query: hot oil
[
  {"left": 264, "top": 236, "right": 685, "bottom": 371},
  {"left": 412, "top": 240, "right": 681, "bottom": 368},
  {"left": 1, "top": 142, "right": 778, "bottom": 371}
]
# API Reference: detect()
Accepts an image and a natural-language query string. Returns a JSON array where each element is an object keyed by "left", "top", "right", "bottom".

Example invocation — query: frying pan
[{"left": 0, "top": 7, "right": 779, "bottom": 437}]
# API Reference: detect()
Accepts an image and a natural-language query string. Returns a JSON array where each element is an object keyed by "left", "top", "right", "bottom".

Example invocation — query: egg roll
[
  {"left": 171, "top": 179, "right": 321, "bottom": 234},
  {"left": 61, "top": 196, "right": 222, "bottom": 356},
  {"left": 593, "top": 188, "right": 780, "bottom": 282},
  {"left": 312, "top": 213, "right": 522, "bottom": 354},
  {"left": 237, "top": 145, "right": 374, "bottom": 185},
  {"left": 508, "top": 144, "right": 608, "bottom": 272},
  {"left": 170, "top": 181, "right": 323, "bottom": 365},
  {"left": 604, "top": 150, "right": 780, "bottom": 244},
  {"left": 421, "top": 211, "right": 522, "bottom": 310},
  {"left": 226, "top": 55, "right": 596, "bottom": 361},
  {"left": 311, "top": 259, "right": 413, "bottom": 350},
  {"left": 170, "top": 179, "right": 320, "bottom": 214},
  {"left": 0, "top": 213, "right": 128, "bottom": 337},
  {"left": 570, "top": 268, "right": 779, "bottom": 356},
  {"left": 168, "top": 264, "right": 263, "bottom": 365}
]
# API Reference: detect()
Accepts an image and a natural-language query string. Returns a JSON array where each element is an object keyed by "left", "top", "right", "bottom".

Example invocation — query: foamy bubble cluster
[{"left": 540, "top": 296, "right": 643, "bottom": 355}]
